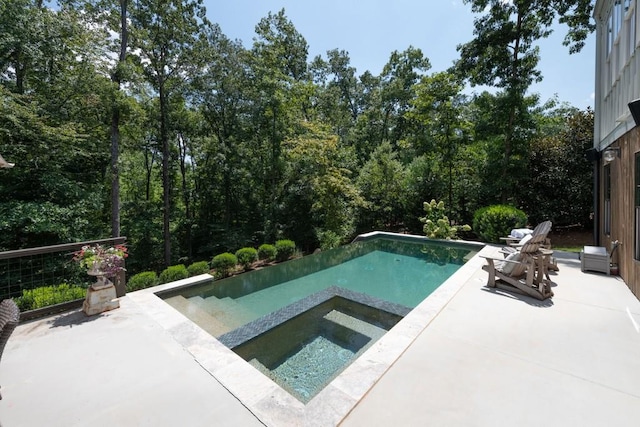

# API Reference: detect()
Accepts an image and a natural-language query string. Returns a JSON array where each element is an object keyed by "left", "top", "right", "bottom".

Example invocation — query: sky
[{"left": 202, "top": 0, "right": 596, "bottom": 109}]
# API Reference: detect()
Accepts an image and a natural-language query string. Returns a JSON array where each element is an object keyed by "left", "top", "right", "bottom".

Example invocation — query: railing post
[{"left": 114, "top": 269, "right": 126, "bottom": 298}]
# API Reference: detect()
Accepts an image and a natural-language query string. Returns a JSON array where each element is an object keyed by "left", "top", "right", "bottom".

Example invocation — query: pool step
[
  {"left": 163, "top": 295, "right": 230, "bottom": 337},
  {"left": 323, "top": 309, "right": 388, "bottom": 341},
  {"left": 190, "top": 295, "right": 255, "bottom": 333}
]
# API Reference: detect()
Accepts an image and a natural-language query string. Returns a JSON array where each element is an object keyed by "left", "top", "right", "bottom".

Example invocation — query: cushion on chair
[
  {"left": 498, "top": 252, "right": 521, "bottom": 276},
  {"left": 518, "top": 234, "right": 532, "bottom": 245}
]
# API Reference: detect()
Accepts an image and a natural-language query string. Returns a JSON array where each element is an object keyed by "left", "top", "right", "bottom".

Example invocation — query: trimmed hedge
[
  {"left": 275, "top": 239, "right": 296, "bottom": 262},
  {"left": 473, "top": 205, "right": 528, "bottom": 243},
  {"left": 187, "top": 261, "right": 210, "bottom": 276},
  {"left": 127, "top": 271, "right": 159, "bottom": 292},
  {"left": 235, "top": 247, "right": 258, "bottom": 270},
  {"left": 15, "top": 284, "right": 86, "bottom": 311},
  {"left": 257, "top": 244, "right": 276, "bottom": 262},
  {"left": 212, "top": 252, "right": 238, "bottom": 278},
  {"left": 159, "top": 264, "right": 189, "bottom": 284}
]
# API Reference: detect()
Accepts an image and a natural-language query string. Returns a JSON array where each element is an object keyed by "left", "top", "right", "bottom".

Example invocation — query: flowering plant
[{"left": 73, "top": 244, "right": 128, "bottom": 277}]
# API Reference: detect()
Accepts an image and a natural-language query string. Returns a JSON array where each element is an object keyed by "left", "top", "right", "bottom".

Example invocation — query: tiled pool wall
[
  {"left": 127, "top": 232, "right": 489, "bottom": 426},
  {"left": 231, "top": 289, "right": 407, "bottom": 403}
]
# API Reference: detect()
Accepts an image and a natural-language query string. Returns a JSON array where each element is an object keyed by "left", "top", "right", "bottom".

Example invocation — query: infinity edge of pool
[{"left": 127, "top": 235, "right": 491, "bottom": 426}]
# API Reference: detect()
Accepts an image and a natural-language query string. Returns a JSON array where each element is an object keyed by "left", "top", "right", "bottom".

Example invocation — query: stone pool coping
[{"left": 126, "top": 235, "right": 490, "bottom": 426}]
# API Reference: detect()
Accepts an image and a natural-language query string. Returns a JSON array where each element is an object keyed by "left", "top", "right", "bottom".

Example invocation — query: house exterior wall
[{"left": 594, "top": 0, "right": 640, "bottom": 298}]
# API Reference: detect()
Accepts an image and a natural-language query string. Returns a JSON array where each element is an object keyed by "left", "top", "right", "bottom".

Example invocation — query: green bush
[
  {"left": 159, "top": 264, "right": 189, "bottom": 284},
  {"left": 235, "top": 247, "right": 258, "bottom": 270},
  {"left": 473, "top": 205, "right": 528, "bottom": 243},
  {"left": 317, "top": 230, "right": 342, "bottom": 250},
  {"left": 187, "top": 261, "right": 210, "bottom": 276},
  {"left": 275, "top": 239, "right": 296, "bottom": 262},
  {"left": 257, "top": 244, "right": 276, "bottom": 262},
  {"left": 127, "top": 271, "right": 159, "bottom": 292},
  {"left": 211, "top": 252, "right": 238, "bottom": 278},
  {"left": 15, "top": 283, "right": 86, "bottom": 311}
]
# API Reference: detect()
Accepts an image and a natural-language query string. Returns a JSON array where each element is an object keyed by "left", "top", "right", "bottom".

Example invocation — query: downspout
[{"left": 593, "top": 155, "right": 600, "bottom": 246}]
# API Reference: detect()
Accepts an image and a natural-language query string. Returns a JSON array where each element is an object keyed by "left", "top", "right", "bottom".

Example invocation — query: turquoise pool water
[
  {"left": 161, "top": 236, "right": 475, "bottom": 403},
  {"left": 163, "top": 237, "right": 474, "bottom": 338}
]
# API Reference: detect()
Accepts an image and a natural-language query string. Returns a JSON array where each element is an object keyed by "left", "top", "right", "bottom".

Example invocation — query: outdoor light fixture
[
  {"left": 629, "top": 98, "right": 640, "bottom": 127},
  {"left": 0, "top": 153, "right": 14, "bottom": 168},
  {"left": 603, "top": 147, "right": 620, "bottom": 163}
]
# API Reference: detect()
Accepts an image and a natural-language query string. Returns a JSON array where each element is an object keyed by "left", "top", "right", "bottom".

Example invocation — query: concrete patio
[{"left": 2, "top": 246, "right": 640, "bottom": 426}]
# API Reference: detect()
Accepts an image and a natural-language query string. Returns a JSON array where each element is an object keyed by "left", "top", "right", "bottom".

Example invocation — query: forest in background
[{"left": 0, "top": 0, "right": 595, "bottom": 274}]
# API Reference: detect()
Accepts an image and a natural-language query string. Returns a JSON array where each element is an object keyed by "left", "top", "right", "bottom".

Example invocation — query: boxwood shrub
[
  {"left": 212, "top": 252, "right": 238, "bottom": 278},
  {"left": 275, "top": 239, "right": 296, "bottom": 262},
  {"left": 15, "top": 283, "right": 86, "bottom": 311},
  {"left": 257, "top": 244, "right": 276, "bottom": 262},
  {"left": 235, "top": 247, "right": 258, "bottom": 270},
  {"left": 473, "top": 205, "right": 528, "bottom": 243},
  {"left": 159, "top": 264, "right": 189, "bottom": 284},
  {"left": 127, "top": 271, "right": 159, "bottom": 292},
  {"left": 187, "top": 261, "right": 210, "bottom": 277}
]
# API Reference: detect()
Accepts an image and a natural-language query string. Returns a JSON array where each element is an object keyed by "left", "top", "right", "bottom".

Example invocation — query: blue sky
[{"left": 203, "top": 0, "right": 595, "bottom": 109}]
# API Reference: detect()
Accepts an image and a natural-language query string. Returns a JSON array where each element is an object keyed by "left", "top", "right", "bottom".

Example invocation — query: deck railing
[{"left": 0, "top": 237, "right": 127, "bottom": 319}]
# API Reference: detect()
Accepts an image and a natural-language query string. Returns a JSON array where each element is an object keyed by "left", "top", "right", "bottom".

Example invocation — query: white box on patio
[{"left": 580, "top": 246, "right": 610, "bottom": 275}]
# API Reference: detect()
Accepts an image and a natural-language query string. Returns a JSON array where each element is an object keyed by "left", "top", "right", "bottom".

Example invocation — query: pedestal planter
[{"left": 83, "top": 269, "right": 120, "bottom": 316}]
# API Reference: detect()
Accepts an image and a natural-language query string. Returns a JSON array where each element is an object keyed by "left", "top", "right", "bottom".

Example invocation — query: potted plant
[
  {"left": 72, "top": 244, "right": 127, "bottom": 315},
  {"left": 73, "top": 244, "right": 128, "bottom": 279}
]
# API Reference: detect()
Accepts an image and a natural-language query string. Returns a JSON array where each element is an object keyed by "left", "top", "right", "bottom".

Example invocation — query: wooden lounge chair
[
  {"left": 482, "top": 242, "right": 554, "bottom": 301},
  {"left": 0, "top": 299, "right": 20, "bottom": 400},
  {"left": 501, "top": 220, "right": 558, "bottom": 272},
  {"left": 501, "top": 220, "right": 552, "bottom": 249}
]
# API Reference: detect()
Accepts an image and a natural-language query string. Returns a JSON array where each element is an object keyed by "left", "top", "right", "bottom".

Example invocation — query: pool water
[
  {"left": 160, "top": 236, "right": 475, "bottom": 403},
  {"left": 232, "top": 294, "right": 403, "bottom": 403},
  {"left": 163, "top": 238, "right": 473, "bottom": 338}
]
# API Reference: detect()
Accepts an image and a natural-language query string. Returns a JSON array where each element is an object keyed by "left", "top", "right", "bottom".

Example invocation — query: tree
[
  {"left": 282, "top": 122, "right": 363, "bottom": 249},
  {"left": 129, "top": 0, "right": 210, "bottom": 266},
  {"left": 356, "top": 141, "right": 407, "bottom": 231},
  {"left": 454, "top": 0, "right": 594, "bottom": 202},
  {"left": 248, "top": 9, "right": 311, "bottom": 240},
  {"left": 408, "top": 72, "right": 471, "bottom": 218},
  {"left": 524, "top": 107, "right": 594, "bottom": 226}
]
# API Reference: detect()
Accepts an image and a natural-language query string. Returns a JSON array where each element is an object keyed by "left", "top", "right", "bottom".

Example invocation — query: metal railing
[{"left": 0, "top": 237, "right": 126, "bottom": 319}]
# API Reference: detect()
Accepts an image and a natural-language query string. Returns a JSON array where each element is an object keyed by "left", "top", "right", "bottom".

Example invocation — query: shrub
[
  {"left": 126, "top": 271, "right": 159, "bottom": 292},
  {"left": 275, "top": 239, "right": 296, "bottom": 262},
  {"left": 317, "top": 230, "right": 342, "bottom": 250},
  {"left": 257, "top": 244, "right": 276, "bottom": 262},
  {"left": 159, "top": 264, "right": 189, "bottom": 284},
  {"left": 187, "top": 261, "right": 210, "bottom": 277},
  {"left": 235, "top": 247, "right": 258, "bottom": 270},
  {"left": 419, "top": 199, "right": 471, "bottom": 240},
  {"left": 15, "top": 284, "right": 86, "bottom": 311},
  {"left": 211, "top": 252, "right": 238, "bottom": 278},
  {"left": 473, "top": 205, "right": 528, "bottom": 243}
]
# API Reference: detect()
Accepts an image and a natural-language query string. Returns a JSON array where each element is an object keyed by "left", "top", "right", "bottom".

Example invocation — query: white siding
[{"left": 595, "top": 0, "right": 640, "bottom": 150}]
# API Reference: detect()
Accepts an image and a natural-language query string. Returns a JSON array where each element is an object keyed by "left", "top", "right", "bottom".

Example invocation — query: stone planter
[{"left": 83, "top": 268, "right": 120, "bottom": 316}]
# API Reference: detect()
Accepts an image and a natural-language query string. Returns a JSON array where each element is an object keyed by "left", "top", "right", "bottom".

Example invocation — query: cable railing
[{"left": 0, "top": 237, "right": 126, "bottom": 320}]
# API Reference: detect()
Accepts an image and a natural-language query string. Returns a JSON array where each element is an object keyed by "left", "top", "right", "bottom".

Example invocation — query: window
[
  {"left": 607, "top": 11, "right": 614, "bottom": 56},
  {"left": 615, "top": 0, "right": 623, "bottom": 38},
  {"left": 628, "top": 1, "right": 637, "bottom": 56},
  {"left": 605, "top": 164, "right": 612, "bottom": 236},
  {"left": 635, "top": 153, "right": 640, "bottom": 260}
]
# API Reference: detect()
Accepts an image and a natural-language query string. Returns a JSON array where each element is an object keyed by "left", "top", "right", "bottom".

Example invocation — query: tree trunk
[
  {"left": 109, "top": 0, "right": 128, "bottom": 238},
  {"left": 159, "top": 82, "right": 171, "bottom": 267}
]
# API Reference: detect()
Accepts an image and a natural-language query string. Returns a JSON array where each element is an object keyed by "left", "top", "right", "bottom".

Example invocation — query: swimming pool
[
  {"left": 130, "top": 232, "right": 487, "bottom": 425},
  {"left": 159, "top": 234, "right": 477, "bottom": 403}
]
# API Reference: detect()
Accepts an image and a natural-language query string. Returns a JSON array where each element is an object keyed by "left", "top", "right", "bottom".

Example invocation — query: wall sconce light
[
  {"left": 0, "top": 153, "right": 14, "bottom": 168},
  {"left": 603, "top": 147, "right": 620, "bottom": 163},
  {"left": 629, "top": 99, "right": 640, "bottom": 127}
]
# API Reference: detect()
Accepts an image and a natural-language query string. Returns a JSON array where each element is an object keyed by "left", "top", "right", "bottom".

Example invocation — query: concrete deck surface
[{"left": 2, "top": 248, "right": 640, "bottom": 426}]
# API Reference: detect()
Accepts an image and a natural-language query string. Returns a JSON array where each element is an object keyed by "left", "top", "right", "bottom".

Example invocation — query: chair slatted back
[{"left": 0, "top": 299, "right": 20, "bottom": 362}]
